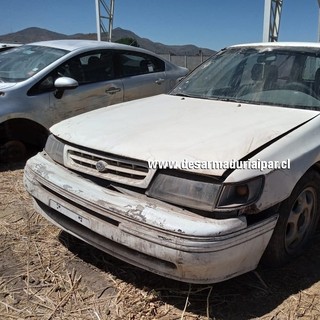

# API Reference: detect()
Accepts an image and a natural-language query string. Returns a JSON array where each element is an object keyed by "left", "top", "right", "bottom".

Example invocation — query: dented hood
[{"left": 51, "top": 94, "right": 319, "bottom": 175}]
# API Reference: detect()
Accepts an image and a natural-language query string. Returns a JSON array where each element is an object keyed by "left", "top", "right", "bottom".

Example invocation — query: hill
[{"left": 0, "top": 27, "right": 215, "bottom": 56}]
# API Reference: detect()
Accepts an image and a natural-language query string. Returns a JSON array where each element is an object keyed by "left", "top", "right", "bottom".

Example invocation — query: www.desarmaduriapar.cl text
[{"left": 148, "top": 159, "right": 291, "bottom": 171}]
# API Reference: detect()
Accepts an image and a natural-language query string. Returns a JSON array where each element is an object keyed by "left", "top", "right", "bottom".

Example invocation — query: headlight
[
  {"left": 146, "top": 171, "right": 221, "bottom": 211},
  {"left": 44, "top": 134, "right": 65, "bottom": 165},
  {"left": 217, "top": 176, "right": 264, "bottom": 208},
  {"left": 147, "top": 171, "right": 264, "bottom": 212}
]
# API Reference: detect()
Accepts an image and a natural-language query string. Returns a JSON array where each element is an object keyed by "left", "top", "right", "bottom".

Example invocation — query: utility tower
[
  {"left": 263, "top": 0, "right": 282, "bottom": 42},
  {"left": 263, "top": 0, "right": 320, "bottom": 42},
  {"left": 95, "top": 0, "right": 115, "bottom": 42}
]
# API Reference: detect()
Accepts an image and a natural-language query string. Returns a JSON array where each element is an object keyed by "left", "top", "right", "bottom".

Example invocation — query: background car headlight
[
  {"left": 44, "top": 134, "right": 65, "bottom": 165},
  {"left": 146, "top": 171, "right": 221, "bottom": 211},
  {"left": 217, "top": 176, "right": 264, "bottom": 208}
]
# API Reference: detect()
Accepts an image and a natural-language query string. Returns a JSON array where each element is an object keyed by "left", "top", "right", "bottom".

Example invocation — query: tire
[
  {"left": 0, "top": 140, "right": 27, "bottom": 162},
  {"left": 261, "top": 170, "right": 320, "bottom": 267}
]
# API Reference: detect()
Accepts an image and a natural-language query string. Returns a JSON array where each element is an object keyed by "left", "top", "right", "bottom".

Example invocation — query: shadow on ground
[
  {"left": 59, "top": 230, "right": 320, "bottom": 319},
  {"left": 0, "top": 161, "right": 25, "bottom": 172},
  {"left": 0, "top": 146, "right": 38, "bottom": 172}
]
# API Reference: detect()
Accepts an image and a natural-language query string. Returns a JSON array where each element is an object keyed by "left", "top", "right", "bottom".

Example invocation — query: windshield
[
  {"left": 171, "top": 46, "right": 320, "bottom": 110},
  {"left": 0, "top": 45, "right": 68, "bottom": 83}
]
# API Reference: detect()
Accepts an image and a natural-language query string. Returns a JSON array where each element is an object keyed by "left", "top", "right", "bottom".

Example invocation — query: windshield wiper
[
  {"left": 208, "top": 96, "right": 242, "bottom": 103},
  {"left": 173, "top": 93, "right": 246, "bottom": 103},
  {"left": 172, "top": 93, "right": 194, "bottom": 98}
]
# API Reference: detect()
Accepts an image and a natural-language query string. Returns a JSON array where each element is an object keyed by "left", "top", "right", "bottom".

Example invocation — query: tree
[{"left": 115, "top": 37, "right": 139, "bottom": 47}]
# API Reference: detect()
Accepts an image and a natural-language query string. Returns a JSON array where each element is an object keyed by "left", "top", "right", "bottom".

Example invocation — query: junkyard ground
[{"left": 1, "top": 163, "right": 320, "bottom": 320}]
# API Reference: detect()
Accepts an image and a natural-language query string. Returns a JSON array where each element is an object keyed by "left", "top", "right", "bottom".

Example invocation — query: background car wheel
[
  {"left": 1, "top": 140, "right": 27, "bottom": 162},
  {"left": 261, "top": 170, "right": 320, "bottom": 267}
]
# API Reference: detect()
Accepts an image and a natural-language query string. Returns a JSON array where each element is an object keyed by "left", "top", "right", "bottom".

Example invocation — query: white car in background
[
  {"left": 0, "top": 39, "right": 188, "bottom": 161},
  {"left": 24, "top": 42, "right": 320, "bottom": 283}
]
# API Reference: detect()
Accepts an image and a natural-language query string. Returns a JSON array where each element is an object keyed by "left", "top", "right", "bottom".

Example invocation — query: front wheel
[
  {"left": 0, "top": 140, "right": 27, "bottom": 162},
  {"left": 262, "top": 170, "right": 320, "bottom": 266}
]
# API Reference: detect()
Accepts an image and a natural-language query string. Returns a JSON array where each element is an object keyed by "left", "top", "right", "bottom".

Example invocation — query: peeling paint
[{"left": 23, "top": 154, "right": 280, "bottom": 283}]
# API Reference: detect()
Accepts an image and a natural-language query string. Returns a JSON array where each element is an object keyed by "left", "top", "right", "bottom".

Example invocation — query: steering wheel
[{"left": 283, "top": 82, "right": 310, "bottom": 94}]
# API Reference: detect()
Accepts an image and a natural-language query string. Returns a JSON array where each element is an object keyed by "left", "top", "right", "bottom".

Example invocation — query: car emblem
[{"left": 96, "top": 160, "right": 108, "bottom": 172}]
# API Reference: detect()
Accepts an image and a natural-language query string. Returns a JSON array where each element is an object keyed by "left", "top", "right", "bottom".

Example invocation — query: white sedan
[{"left": 24, "top": 42, "right": 320, "bottom": 283}]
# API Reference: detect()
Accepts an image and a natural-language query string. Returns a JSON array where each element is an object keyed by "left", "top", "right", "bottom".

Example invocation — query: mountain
[
  {"left": 0, "top": 27, "right": 216, "bottom": 56},
  {"left": 111, "top": 28, "right": 215, "bottom": 56},
  {"left": 0, "top": 27, "right": 69, "bottom": 43}
]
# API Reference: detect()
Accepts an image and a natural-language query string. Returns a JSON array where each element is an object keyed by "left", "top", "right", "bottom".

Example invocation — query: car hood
[{"left": 52, "top": 94, "right": 320, "bottom": 175}]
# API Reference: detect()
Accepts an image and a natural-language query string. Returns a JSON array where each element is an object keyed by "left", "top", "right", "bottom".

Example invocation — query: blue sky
[{"left": 0, "top": 0, "right": 319, "bottom": 50}]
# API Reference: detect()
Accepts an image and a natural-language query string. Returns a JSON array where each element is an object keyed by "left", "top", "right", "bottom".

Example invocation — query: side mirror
[{"left": 54, "top": 77, "right": 79, "bottom": 99}]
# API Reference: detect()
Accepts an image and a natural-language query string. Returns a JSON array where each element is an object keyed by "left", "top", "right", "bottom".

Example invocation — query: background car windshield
[
  {"left": 171, "top": 47, "right": 320, "bottom": 110},
  {"left": 0, "top": 45, "right": 68, "bottom": 82}
]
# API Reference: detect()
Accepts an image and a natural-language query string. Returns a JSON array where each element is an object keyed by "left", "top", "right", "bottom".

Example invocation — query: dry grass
[{"left": 1, "top": 164, "right": 320, "bottom": 319}]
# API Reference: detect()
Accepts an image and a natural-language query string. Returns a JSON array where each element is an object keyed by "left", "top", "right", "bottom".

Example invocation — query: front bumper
[{"left": 24, "top": 152, "right": 278, "bottom": 284}]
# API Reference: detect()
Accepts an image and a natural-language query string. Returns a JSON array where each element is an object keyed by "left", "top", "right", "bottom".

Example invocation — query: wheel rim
[{"left": 285, "top": 187, "right": 317, "bottom": 254}]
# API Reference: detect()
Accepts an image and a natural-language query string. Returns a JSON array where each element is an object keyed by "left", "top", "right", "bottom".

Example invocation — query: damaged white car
[{"left": 24, "top": 43, "right": 320, "bottom": 283}]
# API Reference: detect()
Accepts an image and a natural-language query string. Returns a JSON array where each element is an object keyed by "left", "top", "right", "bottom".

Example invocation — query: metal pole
[
  {"left": 263, "top": 0, "right": 282, "bottom": 42},
  {"left": 271, "top": 0, "right": 282, "bottom": 42},
  {"left": 108, "top": 0, "right": 115, "bottom": 42},
  {"left": 95, "top": 0, "right": 101, "bottom": 41},
  {"left": 95, "top": 0, "right": 115, "bottom": 42},
  {"left": 263, "top": 0, "right": 272, "bottom": 42}
]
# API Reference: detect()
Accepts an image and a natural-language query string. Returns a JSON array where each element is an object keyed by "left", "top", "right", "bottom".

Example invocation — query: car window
[
  {"left": 57, "top": 57, "right": 86, "bottom": 83},
  {"left": 172, "top": 47, "right": 320, "bottom": 110},
  {"left": 302, "top": 56, "right": 320, "bottom": 81},
  {"left": 57, "top": 51, "right": 115, "bottom": 84},
  {"left": 79, "top": 51, "right": 115, "bottom": 82},
  {"left": 0, "top": 45, "right": 68, "bottom": 82},
  {"left": 29, "top": 50, "right": 116, "bottom": 95},
  {"left": 117, "top": 51, "right": 165, "bottom": 77},
  {"left": 53, "top": 51, "right": 116, "bottom": 85}
]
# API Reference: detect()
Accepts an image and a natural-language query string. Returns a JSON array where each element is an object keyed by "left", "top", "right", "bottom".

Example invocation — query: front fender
[{"left": 224, "top": 114, "right": 320, "bottom": 211}]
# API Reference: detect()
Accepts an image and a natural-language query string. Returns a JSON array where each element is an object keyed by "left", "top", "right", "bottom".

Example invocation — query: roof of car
[
  {"left": 27, "top": 39, "right": 152, "bottom": 53},
  {"left": 230, "top": 42, "right": 320, "bottom": 49}
]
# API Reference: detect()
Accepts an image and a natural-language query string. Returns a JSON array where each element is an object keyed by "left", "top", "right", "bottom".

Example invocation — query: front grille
[{"left": 65, "top": 146, "right": 154, "bottom": 188}]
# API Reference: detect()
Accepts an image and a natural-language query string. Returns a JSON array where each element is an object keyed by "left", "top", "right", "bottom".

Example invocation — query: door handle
[
  {"left": 105, "top": 87, "right": 121, "bottom": 95},
  {"left": 155, "top": 78, "right": 165, "bottom": 85}
]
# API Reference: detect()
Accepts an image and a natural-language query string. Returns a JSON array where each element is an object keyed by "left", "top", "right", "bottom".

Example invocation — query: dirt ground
[{"left": 1, "top": 163, "right": 320, "bottom": 320}]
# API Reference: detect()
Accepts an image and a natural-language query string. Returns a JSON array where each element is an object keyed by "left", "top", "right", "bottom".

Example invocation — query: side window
[
  {"left": 55, "top": 51, "right": 115, "bottom": 84},
  {"left": 29, "top": 56, "right": 87, "bottom": 95},
  {"left": 80, "top": 51, "right": 115, "bottom": 82},
  {"left": 28, "top": 74, "right": 55, "bottom": 95},
  {"left": 28, "top": 51, "right": 116, "bottom": 95},
  {"left": 303, "top": 56, "right": 320, "bottom": 81},
  {"left": 57, "top": 57, "right": 85, "bottom": 83},
  {"left": 238, "top": 56, "right": 258, "bottom": 87},
  {"left": 117, "top": 51, "right": 165, "bottom": 77},
  {"left": 275, "top": 55, "right": 294, "bottom": 84}
]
